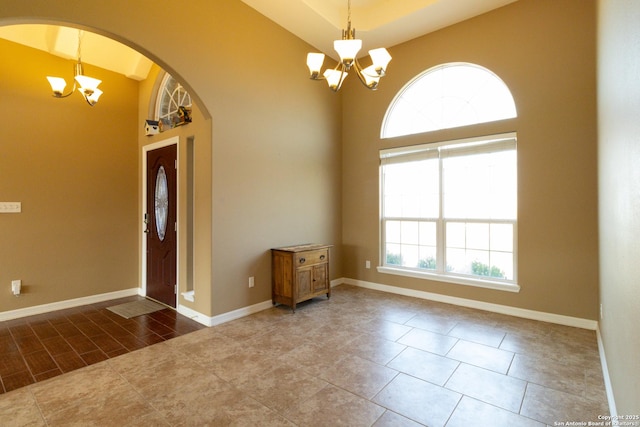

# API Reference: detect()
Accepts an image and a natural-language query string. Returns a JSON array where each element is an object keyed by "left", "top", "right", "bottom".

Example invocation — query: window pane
[
  {"left": 400, "top": 244, "right": 420, "bottom": 268},
  {"left": 386, "top": 221, "right": 401, "bottom": 244},
  {"left": 466, "top": 223, "right": 489, "bottom": 250},
  {"left": 382, "top": 63, "right": 517, "bottom": 138},
  {"left": 401, "top": 221, "right": 419, "bottom": 245},
  {"left": 418, "top": 246, "right": 437, "bottom": 270},
  {"left": 444, "top": 221, "right": 514, "bottom": 281},
  {"left": 386, "top": 243, "right": 402, "bottom": 265},
  {"left": 490, "top": 223, "right": 513, "bottom": 252},
  {"left": 446, "top": 248, "right": 466, "bottom": 273},
  {"left": 490, "top": 251, "right": 513, "bottom": 280},
  {"left": 443, "top": 150, "right": 516, "bottom": 220},
  {"left": 383, "top": 159, "right": 439, "bottom": 218},
  {"left": 384, "top": 220, "right": 437, "bottom": 269},
  {"left": 419, "top": 222, "right": 436, "bottom": 246},
  {"left": 468, "top": 250, "right": 490, "bottom": 276},
  {"left": 446, "top": 222, "right": 465, "bottom": 248}
]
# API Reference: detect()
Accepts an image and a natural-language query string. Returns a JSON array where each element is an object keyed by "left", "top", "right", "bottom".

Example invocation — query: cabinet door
[
  {"left": 297, "top": 267, "right": 312, "bottom": 300},
  {"left": 312, "top": 263, "right": 328, "bottom": 293}
]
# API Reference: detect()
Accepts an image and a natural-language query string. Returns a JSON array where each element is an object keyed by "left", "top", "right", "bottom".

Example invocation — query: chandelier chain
[{"left": 77, "top": 30, "right": 83, "bottom": 62}]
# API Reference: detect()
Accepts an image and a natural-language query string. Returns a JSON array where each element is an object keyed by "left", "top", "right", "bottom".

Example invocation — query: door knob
[{"left": 143, "top": 213, "right": 150, "bottom": 234}]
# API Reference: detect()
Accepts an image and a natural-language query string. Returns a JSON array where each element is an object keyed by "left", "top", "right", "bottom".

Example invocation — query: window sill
[{"left": 377, "top": 266, "right": 520, "bottom": 293}]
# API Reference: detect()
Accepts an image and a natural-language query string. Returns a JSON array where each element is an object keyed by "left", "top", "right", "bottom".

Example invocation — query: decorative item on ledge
[
  {"left": 144, "top": 120, "right": 160, "bottom": 136},
  {"left": 174, "top": 106, "right": 192, "bottom": 126},
  {"left": 271, "top": 243, "right": 332, "bottom": 312}
]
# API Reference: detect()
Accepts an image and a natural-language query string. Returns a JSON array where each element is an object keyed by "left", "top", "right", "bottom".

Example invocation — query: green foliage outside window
[
  {"left": 386, "top": 253, "right": 403, "bottom": 265},
  {"left": 471, "top": 260, "right": 506, "bottom": 278},
  {"left": 417, "top": 257, "right": 436, "bottom": 269}
]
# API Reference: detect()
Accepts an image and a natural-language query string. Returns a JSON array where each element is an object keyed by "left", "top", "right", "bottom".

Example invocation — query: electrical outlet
[
  {"left": 365, "top": 260, "right": 371, "bottom": 269},
  {"left": 248, "top": 276, "right": 254, "bottom": 288},
  {"left": 600, "top": 303, "right": 603, "bottom": 320}
]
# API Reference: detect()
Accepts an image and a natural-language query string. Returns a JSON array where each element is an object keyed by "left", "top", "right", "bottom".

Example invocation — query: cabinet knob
[
  {"left": 320, "top": 255, "right": 325, "bottom": 260},
  {"left": 299, "top": 257, "right": 306, "bottom": 264}
]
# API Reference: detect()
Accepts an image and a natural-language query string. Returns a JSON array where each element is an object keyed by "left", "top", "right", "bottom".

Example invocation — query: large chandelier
[
  {"left": 46, "top": 30, "right": 103, "bottom": 106},
  {"left": 306, "top": 0, "right": 392, "bottom": 92}
]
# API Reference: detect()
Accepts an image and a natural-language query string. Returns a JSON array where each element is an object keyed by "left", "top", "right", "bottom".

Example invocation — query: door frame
[{"left": 142, "top": 136, "right": 180, "bottom": 307}]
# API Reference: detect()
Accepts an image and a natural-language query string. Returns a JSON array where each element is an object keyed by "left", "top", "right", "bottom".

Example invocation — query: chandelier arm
[
  {"left": 51, "top": 80, "right": 78, "bottom": 99},
  {"left": 352, "top": 58, "right": 378, "bottom": 90}
]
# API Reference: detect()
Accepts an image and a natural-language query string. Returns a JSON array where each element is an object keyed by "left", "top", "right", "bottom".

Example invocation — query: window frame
[
  {"left": 154, "top": 73, "right": 192, "bottom": 128},
  {"left": 378, "top": 132, "right": 520, "bottom": 293}
]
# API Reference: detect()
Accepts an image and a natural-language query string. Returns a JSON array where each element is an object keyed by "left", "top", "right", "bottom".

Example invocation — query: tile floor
[
  {"left": 0, "top": 296, "right": 205, "bottom": 393},
  {"left": 0, "top": 285, "right": 609, "bottom": 426}
]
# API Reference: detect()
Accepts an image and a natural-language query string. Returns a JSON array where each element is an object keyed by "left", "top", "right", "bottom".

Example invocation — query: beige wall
[
  {"left": 597, "top": 0, "right": 640, "bottom": 414},
  {"left": 342, "top": 0, "right": 599, "bottom": 320},
  {"left": 0, "top": 0, "right": 342, "bottom": 318},
  {"left": 0, "top": 38, "right": 139, "bottom": 311}
]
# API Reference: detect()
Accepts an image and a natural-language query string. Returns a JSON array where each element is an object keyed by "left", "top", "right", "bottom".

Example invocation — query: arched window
[
  {"left": 155, "top": 73, "right": 192, "bottom": 128},
  {"left": 381, "top": 63, "right": 517, "bottom": 138},
  {"left": 378, "top": 63, "right": 519, "bottom": 292}
]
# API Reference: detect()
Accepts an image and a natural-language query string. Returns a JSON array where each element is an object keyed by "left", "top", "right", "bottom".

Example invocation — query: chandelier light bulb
[
  {"left": 369, "top": 48, "right": 392, "bottom": 75},
  {"left": 334, "top": 39, "right": 362, "bottom": 68},
  {"left": 324, "top": 69, "right": 348, "bottom": 91},
  {"left": 46, "top": 76, "right": 67, "bottom": 96},
  {"left": 307, "top": 53, "right": 326, "bottom": 79},
  {"left": 74, "top": 75, "right": 102, "bottom": 92}
]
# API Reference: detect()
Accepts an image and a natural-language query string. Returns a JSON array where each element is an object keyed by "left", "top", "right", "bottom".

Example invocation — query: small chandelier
[
  {"left": 306, "top": 0, "right": 392, "bottom": 92},
  {"left": 46, "top": 30, "right": 103, "bottom": 106}
]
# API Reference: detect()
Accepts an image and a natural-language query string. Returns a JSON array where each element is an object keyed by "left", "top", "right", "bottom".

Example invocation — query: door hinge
[
  {"left": 175, "top": 222, "right": 177, "bottom": 232},
  {"left": 175, "top": 284, "right": 177, "bottom": 294},
  {"left": 175, "top": 159, "right": 177, "bottom": 170}
]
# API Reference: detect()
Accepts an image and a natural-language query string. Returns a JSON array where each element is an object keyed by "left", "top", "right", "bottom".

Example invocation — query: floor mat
[{"left": 107, "top": 299, "right": 166, "bottom": 319}]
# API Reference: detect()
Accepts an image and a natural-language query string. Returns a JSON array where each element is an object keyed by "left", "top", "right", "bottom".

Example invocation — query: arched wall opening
[{"left": 0, "top": 20, "right": 213, "bottom": 320}]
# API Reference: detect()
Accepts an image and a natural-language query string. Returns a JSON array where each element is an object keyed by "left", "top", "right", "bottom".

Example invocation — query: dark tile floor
[{"left": 0, "top": 296, "right": 205, "bottom": 394}]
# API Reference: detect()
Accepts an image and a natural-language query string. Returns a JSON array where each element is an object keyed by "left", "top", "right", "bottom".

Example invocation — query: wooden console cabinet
[{"left": 271, "top": 244, "right": 332, "bottom": 312}]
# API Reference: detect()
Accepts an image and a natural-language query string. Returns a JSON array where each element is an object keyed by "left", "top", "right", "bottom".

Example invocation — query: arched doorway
[{"left": 0, "top": 21, "right": 212, "bottom": 322}]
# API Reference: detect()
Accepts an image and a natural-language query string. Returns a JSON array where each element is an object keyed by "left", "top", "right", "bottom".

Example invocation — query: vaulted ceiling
[
  {"left": 241, "top": 0, "right": 517, "bottom": 59},
  {"left": 0, "top": 0, "right": 516, "bottom": 79}
]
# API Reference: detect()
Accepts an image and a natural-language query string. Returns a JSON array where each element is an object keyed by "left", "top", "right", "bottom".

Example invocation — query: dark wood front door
[{"left": 146, "top": 144, "right": 177, "bottom": 307}]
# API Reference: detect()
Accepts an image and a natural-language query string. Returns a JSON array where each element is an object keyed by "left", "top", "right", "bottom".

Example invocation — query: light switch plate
[{"left": 0, "top": 202, "right": 21, "bottom": 213}]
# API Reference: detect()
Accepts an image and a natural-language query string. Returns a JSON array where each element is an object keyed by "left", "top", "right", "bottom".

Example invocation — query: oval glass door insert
[{"left": 155, "top": 165, "right": 169, "bottom": 241}]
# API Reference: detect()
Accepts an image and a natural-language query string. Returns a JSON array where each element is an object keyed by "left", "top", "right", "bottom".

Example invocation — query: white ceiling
[
  {"left": 0, "top": 24, "right": 153, "bottom": 80},
  {"left": 0, "top": 0, "right": 516, "bottom": 78},
  {"left": 241, "top": 0, "right": 518, "bottom": 59}
]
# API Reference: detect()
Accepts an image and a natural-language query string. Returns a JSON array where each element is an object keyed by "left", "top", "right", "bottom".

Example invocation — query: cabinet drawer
[{"left": 294, "top": 249, "right": 328, "bottom": 266}]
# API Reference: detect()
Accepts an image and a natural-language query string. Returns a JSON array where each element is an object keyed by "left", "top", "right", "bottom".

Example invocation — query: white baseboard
[
  {"left": 176, "top": 304, "right": 213, "bottom": 327},
  {"left": 185, "top": 278, "right": 344, "bottom": 327},
  {"left": 596, "top": 327, "right": 618, "bottom": 418},
  {"left": 339, "top": 277, "right": 598, "bottom": 330},
  {"left": 0, "top": 288, "right": 140, "bottom": 322},
  {"left": 178, "top": 299, "right": 275, "bottom": 327}
]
